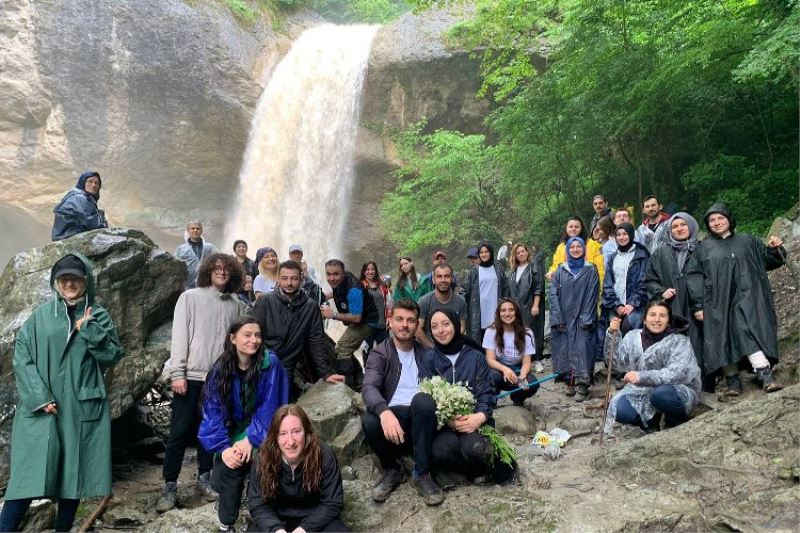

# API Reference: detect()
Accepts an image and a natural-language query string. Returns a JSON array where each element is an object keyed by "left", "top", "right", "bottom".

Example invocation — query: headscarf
[
  {"left": 615, "top": 223, "right": 636, "bottom": 253},
  {"left": 565, "top": 237, "right": 586, "bottom": 275},
  {"left": 76, "top": 171, "right": 101, "bottom": 199},
  {"left": 430, "top": 308, "right": 483, "bottom": 355},
  {"left": 703, "top": 202, "right": 736, "bottom": 237},
  {"left": 665, "top": 212, "right": 699, "bottom": 272},
  {"left": 478, "top": 242, "right": 495, "bottom": 268},
  {"left": 254, "top": 246, "right": 275, "bottom": 266}
]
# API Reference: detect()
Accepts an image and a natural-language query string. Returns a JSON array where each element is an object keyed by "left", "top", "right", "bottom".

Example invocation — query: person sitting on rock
[
  {"left": 420, "top": 309, "right": 516, "bottom": 484},
  {"left": 174, "top": 220, "right": 219, "bottom": 289},
  {"left": 603, "top": 299, "right": 702, "bottom": 434},
  {"left": 0, "top": 253, "right": 125, "bottom": 532},
  {"left": 51, "top": 170, "right": 108, "bottom": 241},
  {"left": 249, "top": 404, "right": 349, "bottom": 533},
  {"left": 198, "top": 316, "right": 289, "bottom": 532},
  {"left": 483, "top": 298, "right": 540, "bottom": 406},
  {"left": 361, "top": 298, "right": 444, "bottom": 506}
]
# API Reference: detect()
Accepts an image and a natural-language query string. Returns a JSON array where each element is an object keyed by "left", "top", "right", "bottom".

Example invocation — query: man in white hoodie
[{"left": 157, "top": 253, "right": 247, "bottom": 512}]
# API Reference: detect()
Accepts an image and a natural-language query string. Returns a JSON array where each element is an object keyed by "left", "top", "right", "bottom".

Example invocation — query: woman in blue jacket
[
  {"left": 51, "top": 171, "right": 108, "bottom": 241},
  {"left": 602, "top": 223, "right": 651, "bottom": 336},
  {"left": 199, "top": 317, "right": 289, "bottom": 532},
  {"left": 420, "top": 308, "right": 515, "bottom": 483}
]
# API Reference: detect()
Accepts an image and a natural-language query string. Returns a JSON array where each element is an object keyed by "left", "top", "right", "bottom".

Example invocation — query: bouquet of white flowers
[{"left": 419, "top": 376, "right": 516, "bottom": 467}]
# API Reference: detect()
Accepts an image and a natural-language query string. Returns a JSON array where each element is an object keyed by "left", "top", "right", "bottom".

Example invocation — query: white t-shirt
[
  {"left": 482, "top": 328, "right": 535, "bottom": 366},
  {"left": 388, "top": 348, "right": 419, "bottom": 407},
  {"left": 516, "top": 264, "right": 527, "bottom": 282},
  {"left": 478, "top": 266, "right": 499, "bottom": 329},
  {"left": 254, "top": 275, "right": 277, "bottom": 294}
]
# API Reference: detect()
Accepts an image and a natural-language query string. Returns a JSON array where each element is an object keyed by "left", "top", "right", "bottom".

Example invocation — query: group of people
[{"left": 0, "top": 174, "right": 787, "bottom": 532}]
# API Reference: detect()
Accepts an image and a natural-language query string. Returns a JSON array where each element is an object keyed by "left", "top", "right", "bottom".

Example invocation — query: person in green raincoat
[{"left": 0, "top": 253, "right": 125, "bottom": 532}]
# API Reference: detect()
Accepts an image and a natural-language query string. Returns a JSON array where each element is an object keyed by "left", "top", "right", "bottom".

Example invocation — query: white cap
[{"left": 289, "top": 244, "right": 303, "bottom": 253}]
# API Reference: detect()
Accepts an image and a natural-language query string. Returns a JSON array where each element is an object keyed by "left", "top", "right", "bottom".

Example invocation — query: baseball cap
[
  {"left": 432, "top": 250, "right": 447, "bottom": 260},
  {"left": 466, "top": 247, "right": 479, "bottom": 258},
  {"left": 53, "top": 255, "right": 86, "bottom": 279},
  {"left": 288, "top": 244, "right": 303, "bottom": 253}
]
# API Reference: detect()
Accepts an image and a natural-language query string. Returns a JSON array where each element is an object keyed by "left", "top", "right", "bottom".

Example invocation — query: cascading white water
[{"left": 224, "top": 24, "right": 379, "bottom": 275}]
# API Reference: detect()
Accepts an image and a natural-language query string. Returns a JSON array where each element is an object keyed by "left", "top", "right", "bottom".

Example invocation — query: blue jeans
[
  {"left": 615, "top": 384, "right": 689, "bottom": 429},
  {"left": 0, "top": 498, "right": 80, "bottom": 532}
]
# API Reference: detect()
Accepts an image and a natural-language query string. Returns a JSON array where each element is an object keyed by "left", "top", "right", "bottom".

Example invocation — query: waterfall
[{"left": 224, "top": 24, "right": 379, "bottom": 277}]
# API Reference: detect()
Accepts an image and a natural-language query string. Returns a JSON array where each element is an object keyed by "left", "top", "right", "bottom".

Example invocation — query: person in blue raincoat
[
  {"left": 0, "top": 253, "right": 125, "bottom": 532},
  {"left": 51, "top": 171, "right": 108, "bottom": 241},
  {"left": 198, "top": 316, "right": 289, "bottom": 532}
]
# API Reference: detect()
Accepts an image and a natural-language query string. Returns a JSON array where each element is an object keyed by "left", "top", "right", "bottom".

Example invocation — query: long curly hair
[
  {"left": 492, "top": 297, "right": 528, "bottom": 355},
  {"left": 202, "top": 316, "right": 264, "bottom": 422},
  {"left": 196, "top": 253, "right": 243, "bottom": 293},
  {"left": 258, "top": 404, "right": 323, "bottom": 500}
]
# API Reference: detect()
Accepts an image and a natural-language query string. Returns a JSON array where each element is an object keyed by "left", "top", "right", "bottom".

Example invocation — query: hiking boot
[
  {"left": 565, "top": 384, "right": 576, "bottom": 396},
  {"left": 371, "top": 468, "right": 405, "bottom": 502},
  {"left": 756, "top": 367, "right": 783, "bottom": 393},
  {"left": 412, "top": 472, "right": 445, "bottom": 506},
  {"left": 197, "top": 472, "right": 219, "bottom": 502},
  {"left": 155, "top": 481, "right": 177, "bottom": 512},
  {"left": 724, "top": 374, "right": 742, "bottom": 397},
  {"left": 574, "top": 384, "right": 589, "bottom": 402}
]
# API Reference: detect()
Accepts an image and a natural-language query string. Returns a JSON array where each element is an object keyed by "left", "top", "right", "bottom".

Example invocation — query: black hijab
[
  {"left": 430, "top": 308, "right": 483, "bottom": 355},
  {"left": 478, "top": 242, "right": 495, "bottom": 268},
  {"left": 615, "top": 223, "right": 636, "bottom": 253}
]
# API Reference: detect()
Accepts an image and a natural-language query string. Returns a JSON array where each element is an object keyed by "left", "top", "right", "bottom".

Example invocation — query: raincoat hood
[
  {"left": 76, "top": 171, "right": 101, "bottom": 200},
  {"left": 51, "top": 252, "right": 96, "bottom": 307},
  {"left": 703, "top": 203, "right": 736, "bottom": 236}
]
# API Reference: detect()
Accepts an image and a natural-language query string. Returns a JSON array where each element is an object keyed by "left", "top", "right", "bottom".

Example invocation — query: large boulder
[
  {"left": 768, "top": 203, "right": 800, "bottom": 383},
  {"left": 0, "top": 227, "right": 185, "bottom": 490},
  {"left": 296, "top": 381, "right": 364, "bottom": 442}
]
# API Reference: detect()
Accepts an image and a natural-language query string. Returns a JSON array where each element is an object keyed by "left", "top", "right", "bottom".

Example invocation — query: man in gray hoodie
[{"left": 157, "top": 253, "right": 247, "bottom": 512}]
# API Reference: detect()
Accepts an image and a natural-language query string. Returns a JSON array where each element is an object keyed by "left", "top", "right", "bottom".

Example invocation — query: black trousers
[
  {"left": 162, "top": 379, "right": 213, "bottom": 482},
  {"left": 0, "top": 498, "right": 79, "bottom": 532},
  {"left": 211, "top": 455, "right": 250, "bottom": 526},
  {"left": 490, "top": 369, "right": 539, "bottom": 404},
  {"left": 431, "top": 429, "right": 492, "bottom": 477},
  {"left": 361, "top": 393, "right": 437, "bottom": 474}
]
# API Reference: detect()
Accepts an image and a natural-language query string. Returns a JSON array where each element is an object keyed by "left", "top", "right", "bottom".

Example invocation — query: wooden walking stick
[
  {"left": 78, "top": 494, "right": 112, "bottom": 532},
  {"left": 598, "top": 326, "right": 619, "bottom": 446}
]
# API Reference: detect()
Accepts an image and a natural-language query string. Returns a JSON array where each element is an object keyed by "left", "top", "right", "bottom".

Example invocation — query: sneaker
[
  {"left": 371, "top": 468, "right": 405, "bottom": 502},
  {"left": 197, "top": 472, "right": 219, "bottom": 502},
  {"left": 218, "top": 525, "right": 236, "bottom": 532},
  {"left": 412, "top": 472, "right": 445, "bottom": 506},
  {"left": 755, "top": 367, "right": 783, "bottom": 393},
  {"left": 534, "top": 361, "right": 545, "bottom": 373},
  {"left": 574, "top": 384, "right": 589, "bottom": 402},
  {"left": 724, "top": 374, "right": 742, "bottom": 397},
  {"left": 565, "top": 384, "right": 576, "bottom": 396},
  {"left": 155, "top": 481, "right": 177, "bottom": 512}
]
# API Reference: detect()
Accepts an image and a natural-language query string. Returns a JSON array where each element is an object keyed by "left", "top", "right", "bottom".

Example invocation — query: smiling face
[
  {"left": 211, "top": 260, "right": 230, "bottom": 290},
  {"left": 325, "top": 264, "right": 344, "bottom": 288},
  {"left": 499, "top": 301, "right": 517, "bottom": 326},
  {"left": 365, "top": 263, "right": 377, "bottom": 281},
  {"left": 565, "top": 219, "right": 582, "bottom": 238},
  {"left": 83, "top": 176, "right": 101, "bottom": 196},
  {"left": 289, "top": 250, "right": 303, "bottom": 263},
  {"left": 707, "top": 213, "right": 731, "bottom": 237},
  {"left": 430, "top": 311, "right": 456, "bottom": 345},
  {"left": 391, "top": 307, "right": 418, "bottom": 343},
  {"left": 234, "top": 243, "right": 248, "bottom": 258},
  {"left": 643, "top": 197, "right": 661, "bottom": 219},
  {"left": 433, "top": 266, "right": 452, "bottom": 292},
  {"left": 568, "top": 240, "right": 584, "bottom": 259},
  {"left": 616, "top": 228, "right": 631, "bottom": 247},
  {"left": 478, "top": 246, "right": 491, "bottom": 262},
  {"left": 644, "top": 304, "right": 670, "bottom": 334},
  {"left": 399, "top": 258, "right": 413, "bottom": 274},
  {"left": 514, "top": 245, "right": 529, "bottom": 265},
  {"left": 230, "top": 322, "right": 262, "bottom": 358},
  {"left": 278, "top": 415, "right": 306, "bottom": 467},
  {"left": 56, "top": 275, "right": 87, "bottom": 303},
  {"left": 670, "top": 218, "right": 690, "bottom": 241}
]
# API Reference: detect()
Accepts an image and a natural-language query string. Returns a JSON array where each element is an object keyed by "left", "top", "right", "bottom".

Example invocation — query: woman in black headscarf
[
  {"left": 463, "top": 242, "right": 510, "bottom": 343},
  {"left": 644, "top": 213, "right": 707, "bottom": 388},
  {"left": 419, "top": 308, "right": 514, "bottom": 483}
]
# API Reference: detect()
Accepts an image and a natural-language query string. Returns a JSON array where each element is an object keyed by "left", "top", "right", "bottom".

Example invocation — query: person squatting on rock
[
  {"left": 693, "top": 203, "right": 786, "bottom": 396},
  {"left": 644, "top": 212, "right": 708, "bottom": 390},
  {"left": 393, "top": 256, "right": 432, "bottom": 303},
  {"left": 158, "top": 253, "right": 247, "bottom": 513},
  {"left": 507, "top": 242, "right": 545, "bottom": 373},
  {"left": 51, "top": 171, "right": 109, "bottom": 241},
  {"left": 549, "top": 237, "right": 600, "bottom": 401},
  {"left": 604, "top": 299, "right": 702, "bottom": 434},
  {"left": 0, "top": 254, "right": 125, "bottom": 532},
  {"left": 416, "top": 262, "right": 467, "bottom": 349},
  {"left": 249, "top": 405, "right": 349, "bottom": 533},
  {"left": 320, "top": 259, "right": 380, "bottom": 390},
  {"left": 464, "top": 242, "right": 510, "bottom": 344},
  {"left": 251, "top": 260, "right": 344, "bottom": 401},
  {"left": 420, "top": 308, "right": 516, "bottom": 485},
  {"left": 198, "top": 317, "right": 289, "bottom": 532},
  {"left": 361, "top": 299, "right": 445, "bottom": 507},
  {"left": 635, "top": 195, "right": 671, "bottom": 254},
  {"left": 601, "top": 223, "right": 651, "bottom": 336},
  {"left": 174, "top": 220, "right": 220, "bottom": 289}
]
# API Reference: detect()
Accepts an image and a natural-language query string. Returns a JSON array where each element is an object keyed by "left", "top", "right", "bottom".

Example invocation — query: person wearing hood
[
  {"left": 174, "top": 220, "right": 220, "bottom": 290},
  {"left": 603, "top": 299, "right": 702, "bottom": 434},
  {"left": 158, "top": 253, "right": 247, "bottom": 513},
  {"left": 51, "top": 171, "right": 109, "bottom": 241},
  {"left": 251, "top": 260, "right": 344, "bottom": 401},
  {"left": 321, "top": 259, "right": 381, "bottom": 390},
  {"left": 693, "top": 203, "right": 786, "bottom": 395},
  {"left": 463, "top": 242, "right": 510, "bottom": 343},
  {"left": 0, "top": 254, "right": 125, "bottom": 532},
  {"left": 601, "top": 223, "right": 651, "bottom": 336},
  {"left": 420, "top": 309, "right": 516, "bottom": 484},
  {"left": 549, "top": 237, "right": 600, "bottom": 401},
  {"left": 644, "top": 213, "right": 707, "bottom": 388}
]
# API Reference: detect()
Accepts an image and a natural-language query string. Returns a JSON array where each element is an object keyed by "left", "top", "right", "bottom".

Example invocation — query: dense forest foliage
[
  {"left": 381, "top": 0, "right": 799, "bottom": 255},
  {"left": 221, "top": 0, "right": 409, "bottom": 24}
]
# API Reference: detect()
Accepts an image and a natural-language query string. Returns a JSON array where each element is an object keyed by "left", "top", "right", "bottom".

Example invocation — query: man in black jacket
[
  {"left": 252, "top": 261, "right": 344, "bottom": 400},
  {"left": 361, "top": 299, "right": 444, "bottom": 506}
]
